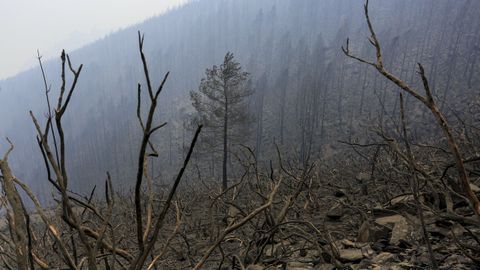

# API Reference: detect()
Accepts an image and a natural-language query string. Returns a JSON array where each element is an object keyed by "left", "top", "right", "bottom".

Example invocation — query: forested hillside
[
  {"left": 1, "top": 0, "right": 480, "bottom": 269},
  {"left": 1, "top": 0, "right": 478, "bottom": 199}
]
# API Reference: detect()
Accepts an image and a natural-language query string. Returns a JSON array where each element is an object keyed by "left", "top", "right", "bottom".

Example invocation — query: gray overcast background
[{"left": 0, "top": 0, "right": 187, "bottom": 80}]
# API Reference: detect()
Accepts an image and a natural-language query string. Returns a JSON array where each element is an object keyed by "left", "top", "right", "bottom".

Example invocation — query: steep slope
[{"left": 0, "top": 0, "right": 478, "bottom": 200}]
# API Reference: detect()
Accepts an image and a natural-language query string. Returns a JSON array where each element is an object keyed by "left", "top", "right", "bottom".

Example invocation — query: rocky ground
[
  {"left": 240, "top": 185, "right": 480, "bottom": 270},
  {"left": 2, "top": 178, "right": 479, "bottom": 269}
]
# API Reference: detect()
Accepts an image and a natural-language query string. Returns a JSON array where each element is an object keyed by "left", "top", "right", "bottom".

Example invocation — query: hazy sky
[{"left": 0, "top": 0, "right": 187, "bottom": 80}]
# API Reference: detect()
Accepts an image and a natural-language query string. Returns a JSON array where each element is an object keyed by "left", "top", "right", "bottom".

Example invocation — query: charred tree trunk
[{"left": 0, "top": 144, "right": 29, "bottom": 270}]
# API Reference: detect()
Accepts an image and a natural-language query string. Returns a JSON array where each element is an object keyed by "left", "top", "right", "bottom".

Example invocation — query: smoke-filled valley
[{"left": 0, "top": 0, "right": 479, "bottom": 269}]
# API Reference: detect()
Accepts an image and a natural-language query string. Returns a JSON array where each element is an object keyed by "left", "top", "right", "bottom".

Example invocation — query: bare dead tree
[
  {"left": 30, "top": 50, "right": 104, "bottom": 270},
  {"left": 131, "top": 124, "right": 202, "bottom": 270},
  {"left": 134, "top": 31, "right": 169, "bottom": 253},
  {"left": 0, "top": 32, "right": 205, "bottom": 270},
  {"left": 342, "top": 0, "right": 480, "bottom": 219}
]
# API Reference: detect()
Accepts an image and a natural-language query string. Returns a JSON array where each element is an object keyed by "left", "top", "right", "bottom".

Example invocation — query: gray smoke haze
[
  {"left": 0, "top": 0, "right": 187, "bottom": 80},
  {"left": 0, "top": 0, "right": 478, "bottom": 203}
]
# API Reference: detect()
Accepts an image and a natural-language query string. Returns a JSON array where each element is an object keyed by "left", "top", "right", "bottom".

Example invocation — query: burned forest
[{"left": 0, "top": 0, "right": 480, "bottom": 269}]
